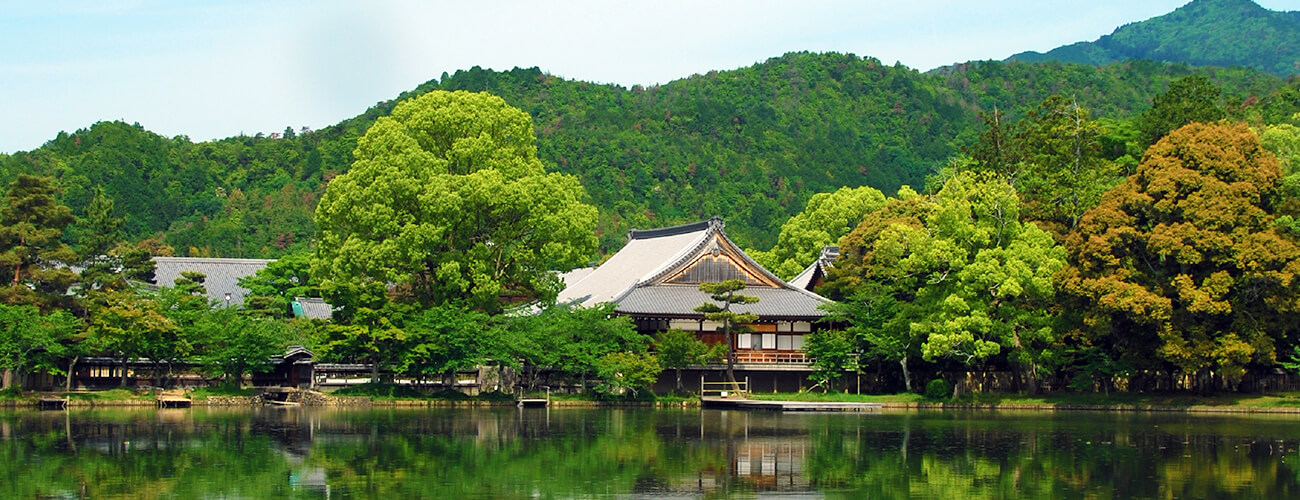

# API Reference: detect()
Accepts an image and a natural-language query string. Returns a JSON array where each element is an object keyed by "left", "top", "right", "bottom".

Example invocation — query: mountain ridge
[{"left": 1008, "top": 0, "right": 1300, "bottom": 76}]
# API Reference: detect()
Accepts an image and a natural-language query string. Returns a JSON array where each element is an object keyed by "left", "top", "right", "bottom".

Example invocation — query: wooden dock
[
  {"left": 38, "top": 398, "right": 68, "bottom": 410},
  {"left": 701, "top": 397, "right": 882, "bottom": 412},
  {"left": 157, "top": 390, "right": 191, "bottom": 408},
  {"left": 516, "top": 386, "right": 550, "bottom": 408}
]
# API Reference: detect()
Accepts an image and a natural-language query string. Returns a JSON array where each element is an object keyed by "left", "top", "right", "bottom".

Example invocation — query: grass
[
  {"left": 65, "top": 388, "right": 153, "bottom": 402},
  {"left": 189, "top": 384, "right": 256, "bottom": 400},
  {"left": 331, "top": 383, "right": 516, "bottom": 402},
  {"left": 749, "top": 390, "right": 1300, "bottom": 408},
  {"left": 750, "top": 392, "right": 927, "bottom": 403}
]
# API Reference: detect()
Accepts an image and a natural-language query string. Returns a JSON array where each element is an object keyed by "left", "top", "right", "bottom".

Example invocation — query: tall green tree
[
  {"left": 313, "top": 90, "right": 598, "bottom": 312},
  {"left": 1060, "top": 122, "right": 1300, "bottom": 391},
  {"left": 826, "top": 172, "right": 1066, "bottom": 394},
  {"left": 695, "top": 280, "right": 759, "bottom": 390},
  {"left": 1013, "top": 96, "right": 1121, "bottom": 235},
  {"left": 0, "top": 175, "right": 78, "bottom": 311},
  {"left": 1138, "top": 75, "right": 1226, "bottom": 146}
]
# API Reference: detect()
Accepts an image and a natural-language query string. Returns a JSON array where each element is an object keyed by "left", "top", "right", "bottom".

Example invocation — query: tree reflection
[{"left": 1, "top": 408, "right": 1298, "bottom": 498}]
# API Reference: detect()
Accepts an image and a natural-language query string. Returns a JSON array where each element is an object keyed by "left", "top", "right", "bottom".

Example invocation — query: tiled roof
[
  {"left": 557, "top": 267, "right": 595, "bottom": 286},
  {"left": 555, "top": 219, "right": 714, "bottom": 308},
  {"left": 292, "top": 297, "right": 334, "bottom": 320},
  {"left": 615, "top": 284, "right": 830, "bottom": 319},
  {"left": 555, "top": 217, "right": 833, "bottom": 320},
  {"left": 152, "top": 257, "right": 273, "bottom": 307}
]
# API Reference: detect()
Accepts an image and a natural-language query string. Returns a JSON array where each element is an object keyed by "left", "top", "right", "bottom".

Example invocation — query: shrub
[{"left": 925, "top": 379, "right": 952, "bottom": 400}]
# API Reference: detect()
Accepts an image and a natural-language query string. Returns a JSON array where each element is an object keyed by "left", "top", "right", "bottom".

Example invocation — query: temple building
[{"left": 556, "top": 218, "right": 832, "bottom": 389}]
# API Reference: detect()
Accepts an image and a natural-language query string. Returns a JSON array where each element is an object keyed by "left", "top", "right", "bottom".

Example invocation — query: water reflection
[{"left": 1, "top": 407, "right": 1298, "bottom": 499}]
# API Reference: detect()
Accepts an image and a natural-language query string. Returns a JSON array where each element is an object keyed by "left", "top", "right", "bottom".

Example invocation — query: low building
[{"left": 556, "top": 218, "right": 833, "bottom": 390}]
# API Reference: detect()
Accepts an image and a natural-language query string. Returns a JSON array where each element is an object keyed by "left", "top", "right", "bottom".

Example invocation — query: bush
[{"left": 925, "top": 379, "right": 952, "bottom": 400}]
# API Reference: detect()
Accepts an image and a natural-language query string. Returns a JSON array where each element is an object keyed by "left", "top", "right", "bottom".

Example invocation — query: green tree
[
  {"left": 653, "top": 328, "right": 722, "bottom": 393},
  {"left": 695, "top": 280, "right": 759, "bottom": 390},
  {"left": 823, "top": 285, "right": 920, "bottom": 392},
  {"left": 826, "top": 172, "right": 1065, "bottom": 394},
  {"left": 509, "top": 303, "right": 645, "bottom": 392},
  {"left": 1138, "top": 75, "right": 1226, "bottom": 145},
  {"left": 0, "top": 174, "right": 78, "bottom": 311},
  {"left": 402, "top": 304, "right": 502, "bottom": 388},
  {"left": 1012, "top": 96, "right": 1121, "bottom": 235},
  {"left": 1060, "top": 122, "right": 1300, "bottom": 391},
  {"left": 803, "top": 328, "right": 858, "bottom": 392},
  {"left": 86, "top": 289, "right": 179, "bottom": 387},
  {"left": 195, "top": 309, "right": 288, "bottom": 386},
  {"left": 318, "top": 281, "right": 412, "bottom": 382},
  {"left": 238, "top": 251, "right": 318, "bottom": 318},
  {"left": 0, "top": 304, "right": 80, "bottom": 390},
  {"left": 749, "top": 186, "right": 888, "bottom": 279},
  {"left": 313, "top": 90, "right": 598, "bottom": 312},
  {"left": 594, "top": 351, "right": 660, "bottom": 397}
]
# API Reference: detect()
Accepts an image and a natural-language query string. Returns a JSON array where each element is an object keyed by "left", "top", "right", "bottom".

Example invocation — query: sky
[{"left": 2, "top": 0, "right": 1295, "bottom": 154}]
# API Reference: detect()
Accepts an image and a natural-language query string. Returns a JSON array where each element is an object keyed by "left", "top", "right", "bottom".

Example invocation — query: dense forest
[
  {"left": 0, "top": 52, "right": 1294, "bottom": 256},
  {"left": 5, "top": 3, "right": 1300, "bottom": 395},
  {"left": 1009, "top": 0, "right": 1300, "bottom": 76}
]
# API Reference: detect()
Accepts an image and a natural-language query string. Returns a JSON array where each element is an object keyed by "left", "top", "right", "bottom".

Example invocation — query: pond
[{"left": 2, "top": 406, "right": 1298, "bottom": 499}]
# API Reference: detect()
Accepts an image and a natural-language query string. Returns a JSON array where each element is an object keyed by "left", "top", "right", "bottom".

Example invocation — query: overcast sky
[{"left": 2, "top": 0, "right": 1294, "bottom": 154}]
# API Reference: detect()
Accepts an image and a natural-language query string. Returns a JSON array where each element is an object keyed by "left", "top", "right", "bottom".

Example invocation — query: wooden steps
[
  {"left": 157, "top": 390, "right": 191, "bottom": 408},
  {"left": 38, "top": 398, "right": 68, "bottom": 410}
]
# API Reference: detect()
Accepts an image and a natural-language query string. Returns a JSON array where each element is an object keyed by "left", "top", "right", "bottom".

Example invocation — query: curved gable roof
[{"left": 556, "top": 218, "right": 831, "bottom": 319}]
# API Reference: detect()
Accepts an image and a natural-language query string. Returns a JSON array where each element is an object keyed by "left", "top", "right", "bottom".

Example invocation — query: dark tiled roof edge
[{"left": 626, "top": 217, "right": 720, "bottom": 241}]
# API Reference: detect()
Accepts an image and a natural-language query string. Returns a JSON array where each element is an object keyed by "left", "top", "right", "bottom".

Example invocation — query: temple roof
[
  {"left": 152, "top": 257, "right": 273, "bottom": 307},
  {"left": 555, "top": 217, "right": 830, "bottom": 319}
]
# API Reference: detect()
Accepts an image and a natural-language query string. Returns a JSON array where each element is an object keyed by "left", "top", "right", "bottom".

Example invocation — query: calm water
[{"left": 2, "top": 406, "right": 1299, "bottom": 499}]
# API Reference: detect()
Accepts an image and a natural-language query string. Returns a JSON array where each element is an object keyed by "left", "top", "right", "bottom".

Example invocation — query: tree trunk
[
  {"left": 1, "top": 369, "right": 12, "bottom": 390},
  {"left": 724, "top": 324, "right": 738, "bottom": 390},
  {"left": 370, "top": 358, "right": 380, "bottom": 384},
  {"left": 1020, "top": 363, "right": 1040, "bottom": 396},
  {"left": 674, "top": 367, "right": 683, "bottom": 393},
  {"left": 65, "top": 356, "right": 78, "bottom": 392},
  {"left": 120, "top": 357, "right": 129, "bottom": 388},
  {"left": 899, "top": 358, "right": 912, "bottom": 393}
]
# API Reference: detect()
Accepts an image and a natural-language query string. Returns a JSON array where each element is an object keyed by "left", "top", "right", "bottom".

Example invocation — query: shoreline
[{"left": 6, "top": 396, "right": 1300, "bottom": 414}]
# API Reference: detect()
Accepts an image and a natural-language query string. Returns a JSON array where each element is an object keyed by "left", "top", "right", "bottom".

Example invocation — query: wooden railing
[
  {"left": 701, "top": 379, "right": 748, "bottom": 399},
  {"left": 734, "top": 351, "right": 811, "bottom": 364}
]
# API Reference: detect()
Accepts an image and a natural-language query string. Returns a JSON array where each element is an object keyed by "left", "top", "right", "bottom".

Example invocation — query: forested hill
[
  {"left": 0, "top": 52, "right": 1291, "bottom": 256},
  {"left": 1008, "top": 0, "right": 1300, "bottom": 76}
]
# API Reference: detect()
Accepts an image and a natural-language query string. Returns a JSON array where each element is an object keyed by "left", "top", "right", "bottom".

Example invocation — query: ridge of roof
[
  {"left": 638, "top": 226, "right": 724, "bottom": 286},
  {"left": 154, "top": 256, "right": 275, "bottom": 264},
  {"left": 627, "top": 217, "right": 721, "bottom": 241}
]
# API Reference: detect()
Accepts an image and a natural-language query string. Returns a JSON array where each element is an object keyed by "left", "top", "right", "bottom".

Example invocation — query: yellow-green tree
[
  {"left": 313, "top": 90, "right": 598, "bottom": 312},
  {"left": 825, "top": 173, "right": 1066, "bottom": 394},
  {"left": 1060, "top": 122, "right": 1300, "bottom": 391}
]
